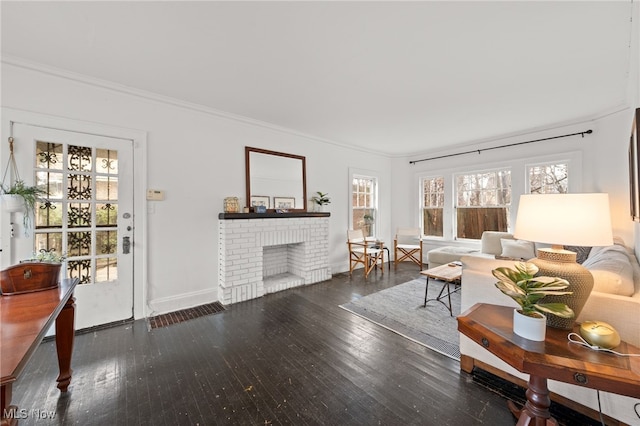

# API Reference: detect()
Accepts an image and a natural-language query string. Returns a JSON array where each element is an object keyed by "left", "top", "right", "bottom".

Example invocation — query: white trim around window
[
  {"left": 415, "top": 151, "right": 582, "bottom": 242},
  {"left": 349, "top": 168, "right": 380, "bottom": 236}
]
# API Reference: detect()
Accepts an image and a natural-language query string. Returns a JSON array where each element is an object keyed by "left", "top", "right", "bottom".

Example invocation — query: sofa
[
  {"left": 427, "top": 231, "right": 515, "bottom": 268},
  {"left": 460, "top": 237, "right": 640, "bottom": 425}
]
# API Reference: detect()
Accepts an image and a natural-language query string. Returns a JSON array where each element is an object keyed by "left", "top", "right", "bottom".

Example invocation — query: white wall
[{"left": 0, "top": 62, "right": 392, "bottom": 315}]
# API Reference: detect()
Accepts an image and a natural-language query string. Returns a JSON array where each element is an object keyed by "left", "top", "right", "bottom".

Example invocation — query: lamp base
[{"left": 529, "top": 247, "right": 594, "bottom": 330}]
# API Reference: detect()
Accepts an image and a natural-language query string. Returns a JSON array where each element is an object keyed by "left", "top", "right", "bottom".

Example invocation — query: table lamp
[{"left": 513, "top": 193, "right": 613, "bottom": 329}]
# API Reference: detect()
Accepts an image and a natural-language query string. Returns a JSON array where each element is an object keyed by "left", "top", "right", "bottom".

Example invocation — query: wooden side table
[
  {"left": 420, "top": 264, "right": 462, "bottom": 316},
  {"left": 1, "top": 278, "right": 78, "bottom": 426},
  {"left": 366, "top": 238, "right": 390, "bottom": 271},
  {"left": 458, "top": 303, "right": 640, "bottom": 425}
]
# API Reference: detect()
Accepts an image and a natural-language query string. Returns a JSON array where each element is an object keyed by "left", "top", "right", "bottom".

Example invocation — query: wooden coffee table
[
  {"left": 420, "top": 263, "right": 462, "bottom": 316},
  {"left": 458, "top": 303, "right": 640, "bottom": 425}
]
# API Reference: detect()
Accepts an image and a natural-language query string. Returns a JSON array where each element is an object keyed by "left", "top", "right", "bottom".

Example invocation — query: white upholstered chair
[
  {"left": 394, "top": 227, "right": 423, "bottom": 269},
  {"left": 347, "top": 229, "right": 384, "bottom": 278}
]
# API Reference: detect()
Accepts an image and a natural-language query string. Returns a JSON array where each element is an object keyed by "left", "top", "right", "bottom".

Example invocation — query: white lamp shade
[{"left": 513, "top": 193, "right": 613, "bottom": 247}]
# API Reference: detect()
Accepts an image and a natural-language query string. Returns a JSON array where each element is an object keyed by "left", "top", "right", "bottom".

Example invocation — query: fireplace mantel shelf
[{"left": 218, "top": 212, "right": 330, "bottom": 219}]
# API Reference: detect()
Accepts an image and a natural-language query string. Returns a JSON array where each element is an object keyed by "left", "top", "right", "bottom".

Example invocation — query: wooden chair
[
  {"left": 394, "top": 227, "right": 423, "bottom": 269},
  {"left": 347, "top": 229, "right": 384, "bottom": 278}
]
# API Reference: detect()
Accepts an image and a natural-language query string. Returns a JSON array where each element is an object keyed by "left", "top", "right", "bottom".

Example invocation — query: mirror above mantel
[{"left": 245, "top": 147, "right": 307, "bottom": 212}]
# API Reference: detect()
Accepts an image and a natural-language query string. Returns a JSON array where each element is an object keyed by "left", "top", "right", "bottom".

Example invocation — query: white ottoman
[{"left": 427, "top": 246, "right": 480, "bottom": 268}]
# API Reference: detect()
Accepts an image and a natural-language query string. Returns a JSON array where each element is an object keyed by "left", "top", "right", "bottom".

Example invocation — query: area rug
[{"left": 340, "top": 278, "right": 461, "bottom": 360}]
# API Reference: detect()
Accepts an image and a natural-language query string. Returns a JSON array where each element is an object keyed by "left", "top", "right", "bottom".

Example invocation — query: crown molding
[
  {"left": 4, "top": 55, "right": 629, "bottom": 161},
  {"left": 2, "top": 55, "right": 392, "bottom": 158}
]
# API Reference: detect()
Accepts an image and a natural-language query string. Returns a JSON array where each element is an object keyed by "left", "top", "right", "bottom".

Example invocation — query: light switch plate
[{"left": 147, "top": 189, "right": 165, "bottom": 201}]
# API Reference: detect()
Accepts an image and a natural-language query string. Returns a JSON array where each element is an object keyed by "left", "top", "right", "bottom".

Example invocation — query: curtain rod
[{"left": 409, "top": 129, "right": 593, "bottom": 165}]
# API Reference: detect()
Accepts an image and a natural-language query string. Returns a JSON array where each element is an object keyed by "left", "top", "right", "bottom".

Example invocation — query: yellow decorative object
[
  {"left": 224, "top": 197, "right": 239, "bottom": 213},
  {"left": 579, "top": 320, "right": 621, "bottom": 349}
]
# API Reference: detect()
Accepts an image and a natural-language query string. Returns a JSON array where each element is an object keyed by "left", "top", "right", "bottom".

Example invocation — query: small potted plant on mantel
[
  {"left": 311, "top": 191, "right": 331, "bottom": 212},
  {"left": 1, "top": 249, "right": 66, "bottom": 295},
  {"left": 493, "top": 262, "right": 574, "bottom": 341}
]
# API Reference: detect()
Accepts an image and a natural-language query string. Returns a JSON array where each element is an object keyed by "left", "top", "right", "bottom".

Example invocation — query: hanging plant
[
  {"left": 1, "top": 180, "right": 48, "bottom": 233},
  {"left": 1, "top": 136, "right": 49, "bottom": 234}
]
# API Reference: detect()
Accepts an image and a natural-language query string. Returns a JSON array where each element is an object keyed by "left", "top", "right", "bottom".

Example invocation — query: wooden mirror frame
[{"left": 245, "top": 147, "right": 307, "bottom": 212}]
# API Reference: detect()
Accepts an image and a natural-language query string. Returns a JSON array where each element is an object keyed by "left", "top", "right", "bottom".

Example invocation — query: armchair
[
  {"left": 347, "top": 229, "right": 385, "bottom": 278},
  {"left": 394, "top": 228, "right": 423, "bottom": 269}
]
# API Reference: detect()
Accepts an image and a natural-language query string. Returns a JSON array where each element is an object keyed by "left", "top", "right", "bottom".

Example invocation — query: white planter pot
[
  {"left": 513, "top": 309, "right": 546, "bottom": 341},
  {"left": 1, "top": 194, "right": 25, "bottom": 212}
]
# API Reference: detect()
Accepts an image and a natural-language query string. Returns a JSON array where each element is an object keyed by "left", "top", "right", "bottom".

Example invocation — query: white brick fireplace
[{"left": 218, "top": 214, "right": 331, "bottom": 305}]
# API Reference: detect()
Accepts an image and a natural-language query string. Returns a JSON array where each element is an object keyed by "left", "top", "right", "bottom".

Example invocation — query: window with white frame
[
  {"left": 455, "top": 168, "right": 511, "bottom": 239},
  {"left": 421, "top": 176, "right": 444, "bottom": 237},
  {"left": 352, "top": 175, "right": 377, "bottom": 237},
  {"left": 528, "top": 162, "right": 568, "bottom": 194}
]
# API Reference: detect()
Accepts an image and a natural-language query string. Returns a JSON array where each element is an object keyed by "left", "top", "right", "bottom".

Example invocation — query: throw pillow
[
  {"left": 500, "top": 239, "right": 536, "bottom": 260},
  {"left": 582, "top": 245, "right": 634, "bottom": 296},
  {"left": 564, "top": 245, "right": 592, "bottom": 264}
]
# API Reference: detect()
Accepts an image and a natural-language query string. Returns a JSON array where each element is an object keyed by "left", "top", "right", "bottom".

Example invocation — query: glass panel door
[{"left": 13, "top": 124, "right": 134, "bottom": 329}]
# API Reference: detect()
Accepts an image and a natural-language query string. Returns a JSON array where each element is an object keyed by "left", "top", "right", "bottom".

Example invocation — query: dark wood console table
[
  {"left": 1, "top": 278, "right": 78, "bottom": 426},
  {"left": 458, "top": 303, "right": 640, "bottom": 425}
]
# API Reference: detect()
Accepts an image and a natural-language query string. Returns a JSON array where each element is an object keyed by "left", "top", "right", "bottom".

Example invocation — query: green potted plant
[
  {"left": 361, "top": 213, "right": 375, "bottom": 236},
  {"left": 493, "top": 262, "right": 574, "bottom": 341},
  {"left": 311, "top": 191, "right": 331, "bottom": 212},
  {"left": 24, "top": 249, "right": 67, "bottom": 264},
  {"left": 0, "top": 180, "right": 48, "bottom": 233}
]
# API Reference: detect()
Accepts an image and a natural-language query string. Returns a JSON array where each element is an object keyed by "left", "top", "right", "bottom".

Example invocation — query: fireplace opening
[{"left": 263, "top": 243, "right": 304, "bottom": 293}]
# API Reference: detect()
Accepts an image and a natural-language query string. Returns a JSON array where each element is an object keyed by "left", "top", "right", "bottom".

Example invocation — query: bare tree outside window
[
  {"left": 528, "top": 163, "right": 568, "bottom": 194},
  {"left": 422, "top": 176, "right": 444, "bottom": 237},
  {"left": 456, "top": 169, "right": 511, "bottom": 239}
]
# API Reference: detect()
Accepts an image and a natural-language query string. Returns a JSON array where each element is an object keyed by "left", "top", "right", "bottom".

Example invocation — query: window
[
  {"left": 352, "top": 176, "right": 377, "bottom": 237},
  {"left": 33, "top": 141, "right": 120, "bottom": 284},
  {"left": 421, "top": 176, "right": 444, "bottom": 237},
  {"left": 455, "top": 169, "right": 511, "bottom": 239},
  {"left": 416, "top": 153, "right": 578, "bottom": 241},
  {"left": 528, "top": 162, "right": 568, "bottom": 194}
]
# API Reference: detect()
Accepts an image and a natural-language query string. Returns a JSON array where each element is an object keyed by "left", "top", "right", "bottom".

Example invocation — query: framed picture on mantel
[
  {"left": 630, "top": 108, "right": 640, "bottom": 222},
  {"left": 250, "top": 195, "right": 270, "bottom": 209},
  {"left": 274, "top": 197, "right": 295, "bottom": 209}
]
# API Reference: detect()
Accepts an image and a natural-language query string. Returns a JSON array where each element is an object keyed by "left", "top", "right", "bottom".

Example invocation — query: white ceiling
[{"left": 1, "top": 1, "right": 635, "bottom": 156}]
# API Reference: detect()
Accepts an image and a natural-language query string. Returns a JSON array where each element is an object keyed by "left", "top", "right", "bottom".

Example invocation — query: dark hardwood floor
[{"left": 10, "top": 263, "right": 571, "bottom": 425}]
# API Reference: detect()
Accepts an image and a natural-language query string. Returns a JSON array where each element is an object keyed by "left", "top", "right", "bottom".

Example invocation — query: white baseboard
[{"left": 147, "top": 288, "right": 217, "bottom": 317}]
